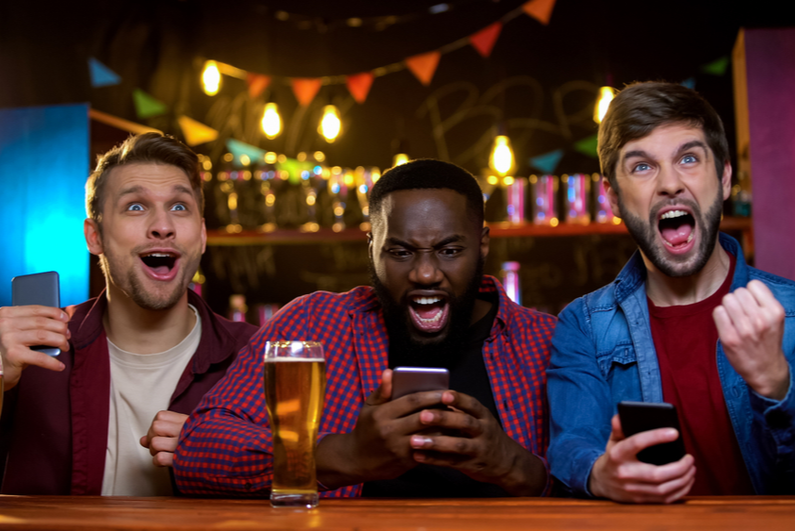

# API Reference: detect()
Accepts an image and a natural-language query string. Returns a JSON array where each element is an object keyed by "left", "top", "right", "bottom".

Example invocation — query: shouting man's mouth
[
  {"left": 658, "top": 208, "right": 696, "bottom": 254},
  {"left": 408, "top": 294, "right": 450, "bottom": 334},
  {"left": 140, "top": 251, "right": 179, "bottom": 280}
]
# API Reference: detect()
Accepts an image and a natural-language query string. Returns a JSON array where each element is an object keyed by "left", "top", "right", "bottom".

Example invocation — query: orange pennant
[
  {"left": 405, "top": 51, "right": 441, "bottom": 86},
  {"left": 246, "top": 74, "right": 271, "bottom": 99},
  {"left": 291, "top": 78, "right": 322, "bottom": 107},
  {"left": 522, "top": 0, "right": 557, "bottom": 25},
  {"left": 346, "top": 72, "right": 375, "bottom": 104},
  {"left": 469, "top": 22, "right": 503, "bottom": 58}
]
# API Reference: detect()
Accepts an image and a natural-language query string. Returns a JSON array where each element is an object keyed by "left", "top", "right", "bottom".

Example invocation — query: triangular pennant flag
[
  {"left": 247, "top": 74, "right": 271, "bottom": 99},
  {"left": 346, "top": 72, "right": 375, "bottom": 104},
  {"left": 681, "top": 77, "right": 696, "bottom": 89},
  {"left": 574, "top": 134, "right": 599, "bottom": 158},
  {"left": 522, "top": 0, "right": 557, "bottom": 25},
  {"left": 178, "top": 116, "right": 218, "bottom": 146},
  {"left": 406, "top": 51, "right": 441, "bottom": 86},
  {"left": 529, "top": 149, "right": 564, "bottom": 174},
  {"left": 133, "top": 89, "right": 168, "bottom": 119},
  {"left": 701, "top": 56, "right": 729, "bottom": 76},
  {"left": 469, "top": 22, "right": 503, "bottom": 58},
  {"left": 88, "top": 57, "right": 121, "bottom": 88},
  {"left": 291, "top": 78, "right": 322, "bottom": 107},
  {"left": 226, "top": 138, "right": 266, "bottom": 165}
]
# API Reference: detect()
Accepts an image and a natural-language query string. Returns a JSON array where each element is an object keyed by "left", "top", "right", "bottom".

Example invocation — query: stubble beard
[
  {"left": 619, "top": 189, "right": 723, "bottom": 278},
  {"left": 369, "top": 256, "right": 484, "bottom": 367}
]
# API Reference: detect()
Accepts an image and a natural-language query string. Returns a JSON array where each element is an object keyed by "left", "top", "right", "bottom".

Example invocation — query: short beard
[
  {"left": 370, "top": 256, "right": 484, "bottom": 368},
  {"left": 99, "top": 253, "right": 190, "bottom": 312},
  {"left": 619, "top": 190, "right": 723, "bottom": 278}
]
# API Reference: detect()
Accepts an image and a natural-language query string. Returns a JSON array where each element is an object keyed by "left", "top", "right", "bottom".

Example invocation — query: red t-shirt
[{"left": 648, "top": 252, "right": 755, "bottom": 495}]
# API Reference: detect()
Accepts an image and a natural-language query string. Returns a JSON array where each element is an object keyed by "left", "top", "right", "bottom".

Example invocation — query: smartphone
[
  {"left": 11, "top": 271, "right": 61, "bottom": 357},
  {"left": 617, "top": 401, "right": 686, "bottom": 466},
  {"left": 391, "top": 367, "right": 449, "bottom": 399}
]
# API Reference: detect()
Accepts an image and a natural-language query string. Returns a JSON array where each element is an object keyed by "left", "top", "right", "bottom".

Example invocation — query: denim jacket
[{"left": 547, "top": 234, "right": 795, "bottom": 496}]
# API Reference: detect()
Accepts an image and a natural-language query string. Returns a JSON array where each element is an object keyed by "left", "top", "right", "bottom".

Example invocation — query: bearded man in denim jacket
[{"left": 548, "top": 82, "right": 794, "bottom": 503}]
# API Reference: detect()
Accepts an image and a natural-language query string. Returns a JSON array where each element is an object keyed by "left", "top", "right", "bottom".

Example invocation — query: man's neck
[
  {"left": 102, "top": 285, "right": 196, "bottom": 354},
  {"left": 644, "top": 242, "right": 731, "bottom": 307}
]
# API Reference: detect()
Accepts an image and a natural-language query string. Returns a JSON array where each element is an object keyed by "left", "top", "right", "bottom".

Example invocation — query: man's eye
[
  {"left": 389, "top": 249, "right": 412, "bottom": 258},
  {"left": 681, "top": 154, "right": 698, "bottom": 164},
  {"left": 439, "top": 248, "right": 462, "bottom": 257},
  {"left": 127, "top": 203, "right": 144, "bottom": 211},
  {"left": 171, "top": 203, "right": 187, "bottom": 212},
  {"left": 632, "top": 163, "right": 651, "bottom": 173}
]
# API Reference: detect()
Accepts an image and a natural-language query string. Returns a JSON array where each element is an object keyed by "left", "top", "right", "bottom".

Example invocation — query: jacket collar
[{"left": 614, "top": 232, "right": 745, "bottom": 302}]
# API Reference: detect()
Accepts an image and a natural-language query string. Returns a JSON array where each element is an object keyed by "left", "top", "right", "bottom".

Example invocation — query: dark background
[{"left": 1, "top": 0, "right": 791, "bottom": 317}]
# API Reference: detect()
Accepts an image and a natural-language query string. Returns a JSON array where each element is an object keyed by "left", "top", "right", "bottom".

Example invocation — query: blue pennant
[
  {"left": 529, "top": 149, "right": 564, "bottom": 174},
  {"left": 88, "top": 58, "right": 121, "bottom": 88},
  {"left": 227, "top": 139, "right": 266, "bottom": 166},
  {"left": 681, "top": 77, "right": 696, "bottom": 90}
]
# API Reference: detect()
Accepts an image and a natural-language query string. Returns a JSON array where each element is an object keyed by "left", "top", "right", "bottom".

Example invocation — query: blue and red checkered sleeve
[{"left": 173, "top": 292, "right": 362, "bottom": 497}]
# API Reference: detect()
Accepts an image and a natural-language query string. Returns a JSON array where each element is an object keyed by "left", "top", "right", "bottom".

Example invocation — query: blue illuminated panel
[{"left": 0, "top": 104, "right": 90, "bottom": 307}]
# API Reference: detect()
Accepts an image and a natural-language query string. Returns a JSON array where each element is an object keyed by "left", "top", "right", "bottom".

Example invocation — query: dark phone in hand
[
  {"left": 617, "top": 401, "right": 686, "bottom": 466},
  {"left": 392, "top": 367, "right": 450, "bottom": 399},
  {"left": 11, "top": 271, "right": 61, "bottom": 357}
]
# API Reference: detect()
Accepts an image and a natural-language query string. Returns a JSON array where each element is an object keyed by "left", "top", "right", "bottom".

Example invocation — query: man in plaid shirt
[{"left": 174, "top": 159, "right": 556, "bottom": 497}]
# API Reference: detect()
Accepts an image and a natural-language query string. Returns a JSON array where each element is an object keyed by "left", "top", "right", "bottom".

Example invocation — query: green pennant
[
  {"left": 574, "top": 134, "right": 599, "bottom": 158},
  {"left": 701, "top": 56, "right": 729, "bottom": 76},
  {"left": 133, "top": 89, "right": 168, "bottom": 119}
]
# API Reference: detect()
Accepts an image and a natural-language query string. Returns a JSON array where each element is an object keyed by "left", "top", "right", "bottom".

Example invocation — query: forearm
[
  {"left": 315, "top": 433, "right": 372, "bottom": 490},
  {"left": 495, "top": 444, "right": 548, "bottom": 496}
]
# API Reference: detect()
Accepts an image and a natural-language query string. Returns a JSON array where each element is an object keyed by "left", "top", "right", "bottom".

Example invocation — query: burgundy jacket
[{"left": 0, "top": 289, "right": 257, "bottom": 495}]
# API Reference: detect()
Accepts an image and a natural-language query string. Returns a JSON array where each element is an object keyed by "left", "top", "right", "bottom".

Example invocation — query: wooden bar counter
[{"left": 1, "top": 496, "right": 793, "bottom": 530}]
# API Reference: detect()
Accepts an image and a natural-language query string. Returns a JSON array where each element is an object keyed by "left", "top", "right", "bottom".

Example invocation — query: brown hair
[
  {"left": 598, "top": 82, "right": 729, "bottom": 188},
  {"left": 86, "top": 132, "right": 203, "bottom": 225}
]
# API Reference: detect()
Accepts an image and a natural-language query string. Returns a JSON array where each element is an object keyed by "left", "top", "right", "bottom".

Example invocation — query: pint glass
[{"left": 263, "top": 341, "right": 326, "bottom": 508}]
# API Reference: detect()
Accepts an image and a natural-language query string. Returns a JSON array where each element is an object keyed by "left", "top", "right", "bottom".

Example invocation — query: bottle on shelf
[{"left": 500, "top": 261, "right": 522, "bottom": 305}]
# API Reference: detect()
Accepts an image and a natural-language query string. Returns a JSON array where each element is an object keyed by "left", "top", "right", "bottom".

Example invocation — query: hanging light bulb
[
  {"left": 594, "top": 86, "right": 616, "bottom": 123},
  {"left": 489, "top": 135, "right": 514, "bottom": 176},
  {"left": 392, "top": 153, "right": 409, "bottom": 167},
  {"left": 202, "top": 61, "right": 222, "bottom": 96},
  {"left": 319, "top": 105, "right": 342, "bottom": 143},
  {"left": 261, "top": 102, "right": 282, "bottom": 139}
]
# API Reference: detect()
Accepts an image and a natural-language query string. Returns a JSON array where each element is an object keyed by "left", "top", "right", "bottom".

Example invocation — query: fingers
[
  {"left": 439, "top": 391, "right": 489, "bottom": 419},
  {"left": 410, "top": 434, "right": 478, "bottom": 457},
  {"left": 610, "top": 414, "right": 626, "bottom": 442},
  {"left": 416, "top": 408, "right": 482, "bottom": 437},
  {"left": 622, "top": 458, "right": 696, "bottom": 502},
  {"left": 145, "top": 411, "right": 188, "bottom": 441},
  {"left": 0, "top": 305, "right": 69, "bottom": 323},
  {"left": 365, "top": 369, "right": 393, "bottom": 406},
  {"left": 611, "top": 428, "right": 680, "bottom": 462}
]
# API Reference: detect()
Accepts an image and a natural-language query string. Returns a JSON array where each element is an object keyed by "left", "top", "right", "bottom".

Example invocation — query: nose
[
  {"left": 408, "top": 251, "right": 443, "bottom": 286},
  {"left": 657, "top": 165, "right": 685, "bottom": 198},
  {"left": 148, "top": 207, "right": 175, "bottom": 240}
]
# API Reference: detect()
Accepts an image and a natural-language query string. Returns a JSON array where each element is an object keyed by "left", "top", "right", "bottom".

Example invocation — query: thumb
[
  {"left": 140, "top": 435, "right": 149, "bottom": 448},
  {"left": 609, "top": 414, "right": 626, "bottom": 443},
  {"left": 366, "top": 369, "right": 393, "bottom": 406}
]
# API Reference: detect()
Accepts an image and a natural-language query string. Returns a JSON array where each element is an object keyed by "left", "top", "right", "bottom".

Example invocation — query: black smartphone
[
  {"left": 617, "top": 401, "right": 686, "bottom": 466},
  {"left": 11, "top": 271, "right": 61, "bottom": 357},
  {"left": 392, "top": 367, "right": 450, "bottom": 399}
]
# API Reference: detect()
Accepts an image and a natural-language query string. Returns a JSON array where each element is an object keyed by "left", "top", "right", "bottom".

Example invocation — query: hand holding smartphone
[
  {"left": 391, "top": 367, "right": 449, "bottom": 399},
  {"left": 11, "top": 271, "right": 62, "bottom": 357},
  {"left": 617, "top": 401, "right": 686, "bottom": 466}
]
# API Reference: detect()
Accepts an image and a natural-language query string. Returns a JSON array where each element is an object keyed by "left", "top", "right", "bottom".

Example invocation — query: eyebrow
[
  {"left": 117, "top": 184, "right": 194, "bottom": 199},
  {"left": 385, "top": 235, "right": 465, "bottom": 249}
]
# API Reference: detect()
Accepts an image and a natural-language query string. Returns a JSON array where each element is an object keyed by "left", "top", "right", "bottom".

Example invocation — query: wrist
[
  {"left": 495, "top": 445, "right": 547, "bottom": 496},
  {"left": 748, "top": 358, "right": 790, "bottom": 401},
  {"left": 315, "top": 433, "right": 368, "bottom": 490},
  {"left": 587, "top": 455, "right": 606, "bottom": 498}
]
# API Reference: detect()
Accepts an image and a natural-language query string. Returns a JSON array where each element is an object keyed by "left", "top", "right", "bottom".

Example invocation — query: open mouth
[
  {"left": 140, "top": 252, "right": 178, "bottom": 276},
  {"left": 408, "top": 295, "right": 450, "bottom": 334},
  {"left": 658, "top": 209, "right": 695, "bottom": 251}
]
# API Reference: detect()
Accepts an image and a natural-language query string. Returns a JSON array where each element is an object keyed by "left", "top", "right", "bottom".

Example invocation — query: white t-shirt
[{"left": 101, "top": 305, "right": 201, "bottom": 496}]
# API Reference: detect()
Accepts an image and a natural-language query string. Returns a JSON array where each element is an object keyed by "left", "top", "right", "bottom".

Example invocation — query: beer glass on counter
[{"left": 263, "top": 341, "right": 326, "bottom": 508}]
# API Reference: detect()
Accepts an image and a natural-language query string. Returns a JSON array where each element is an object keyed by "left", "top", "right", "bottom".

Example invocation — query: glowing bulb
[
  {"left": 393, "top": 153, "right": 409, "bottom": 167},
  {"left": 202, "top": 61, "right": 222, "bottom": 96},
  {"left": 595, "top": 86, "right": 616, "bottom": 123},
  {"left": 319, "top": 105, "right": 342, "bottom": 143},
  {"left": 489, "top": 135, "right": 514, "bottom": 176},
  {"left": 261, "top": 102, "right": 282, "bottom": 139}
]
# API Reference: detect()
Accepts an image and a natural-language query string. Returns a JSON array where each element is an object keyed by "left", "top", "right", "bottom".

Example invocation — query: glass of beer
[{"left": 263, "top": 341, "right": 326, "bottom": 508}]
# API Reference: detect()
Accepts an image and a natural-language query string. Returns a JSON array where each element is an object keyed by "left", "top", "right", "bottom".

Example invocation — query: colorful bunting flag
[
  {"left": 574, "top": 134, "right": 599, "bottom": 158},
  {"left": 291, "top": 78, "right": 322, "bottom": 107},
  {"left": 529, "top": 149, "right": 564, "bottom": 174},
  {"left": 701, "top": 56, "right": 729, "bottom": 76},
  {"left": 469, "top": 22, "right": 503, "bottom": 58},
  {"left": 227, "top": 138, "right": 266, "bottom": 165},
  {"left": 346, "top": 72, "right": 375, "bottom": 104},
  {"left": 88, "top": 58, "right": 121, "bottom": 88},
  {"left": 522, "top": 0, "right": 557, "bottom": 25},
  {"left": 247, "top": 74, "right": 271, "bottom": 99},
  {"left": 178, "top": 116, "right": 218, "bottom": 146},
  {"left": 681, "top": 77, "right": 696, "bottom": 89},
  {"left": 132, "top": 89, "right": 168, "bottom": 119},
  {"left": 406, "top": 51, "right": 441, "bottom": 86}
]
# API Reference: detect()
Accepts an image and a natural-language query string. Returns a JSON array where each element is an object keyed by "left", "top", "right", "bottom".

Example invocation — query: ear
[
  {"left": 720, "top": 161, "right": 732, "bottom": 201},
  {"left": 84, "top": 219, "right": 103, "bottom": 256},
  {"left": 200, "top": 218, "right": 207, "bottom": 254},
  {"left": 480, "top": 225, "right": 490, "bottom": 260},
  {"left": 367, "top": 232, "right": 374, "bottom": 260},
  {"left": 603, "top": 178, "right": 622, "bottom": 219}
]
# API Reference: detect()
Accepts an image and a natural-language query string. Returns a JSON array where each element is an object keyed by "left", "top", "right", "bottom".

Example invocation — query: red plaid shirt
[{"left": 174, "top": 275, "right": 555, "bottom": 497}]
